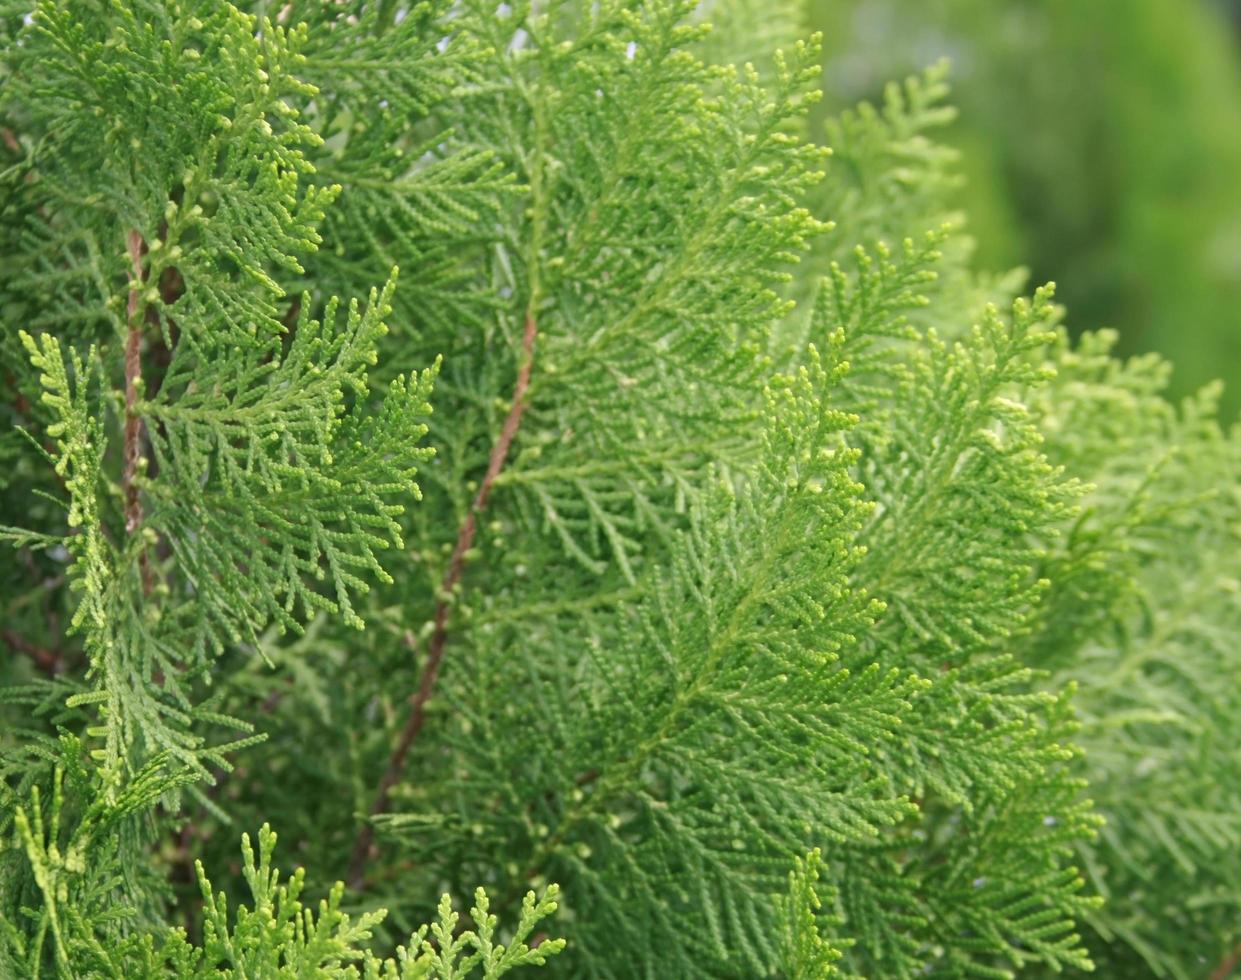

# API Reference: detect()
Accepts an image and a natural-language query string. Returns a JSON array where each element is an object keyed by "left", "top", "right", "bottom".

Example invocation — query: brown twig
[
  {"left": 1211, "top": 939, "right": 1241, "bottom": 980},
  {"left": 2, "top": 627, "right": 62, "bottom": 674},
  {"left": 347, "top": 309, "right": 538, "bottom": 889},
  {"left": 281, "top": 294, "right": 302, "bottom": 331},
  {"left": 123, "top": 229, "right": 153, "bottom": 596},
  {"left": 5, "top": 370, "right": 31, "bottom": 418}
]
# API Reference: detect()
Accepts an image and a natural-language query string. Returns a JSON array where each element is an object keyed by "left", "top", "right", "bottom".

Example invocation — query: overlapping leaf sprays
[{"left": 1, "top": 1, "right": 1238, "bottom": 977}]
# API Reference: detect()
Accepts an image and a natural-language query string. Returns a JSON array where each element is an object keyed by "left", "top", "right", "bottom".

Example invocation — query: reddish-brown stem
[
  {"left": 2, "top": 628, "right": 62, "bottom": 674},
  {"left": 4, "top": 370, "right": 31, "bottom": 418},
  {"left": 124, "top": 229, "right": 152, "bottom": 596},
  {"left": 1212, "top": 939, "right": 1241, "bottom": 980},
  {"left": 347, "top": 309, "right": 538, "bottom": 889}
]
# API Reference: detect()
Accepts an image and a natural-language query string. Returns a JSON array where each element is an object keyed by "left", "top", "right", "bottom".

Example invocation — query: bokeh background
[{"left": 810, "top": 0, "right": 1241, "bottom": 418}]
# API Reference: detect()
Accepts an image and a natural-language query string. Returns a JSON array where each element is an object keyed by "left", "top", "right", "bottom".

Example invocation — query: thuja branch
[
  {"left": 349, "top": 67, "right": 552, "bottom": 888},
  {"left": 123, "top": 228, "right": 152, "bottom": 596},
  {"left": 348, "top": 309, "right": 539, "bottom": 888}
]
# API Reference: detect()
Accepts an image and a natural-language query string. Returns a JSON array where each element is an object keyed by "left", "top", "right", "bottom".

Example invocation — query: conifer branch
[
  {"left": 349, "top": 308, "right": 538, "bottom": 888},
  {"left": 4, "top": 8, "right": 1239, "bottom": 976},
  {"left": 123, "top": 228, "right": 152, "bottom": 596}
]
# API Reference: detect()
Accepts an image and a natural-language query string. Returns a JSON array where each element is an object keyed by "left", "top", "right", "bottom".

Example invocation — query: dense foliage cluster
[{"left": 0, "top": 2, "right": 1237, "bottom": 977}]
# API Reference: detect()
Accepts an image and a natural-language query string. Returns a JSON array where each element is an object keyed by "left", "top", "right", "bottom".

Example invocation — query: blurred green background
[{"left": 811, "top": 0, "right": 1241, "bottom": 418}]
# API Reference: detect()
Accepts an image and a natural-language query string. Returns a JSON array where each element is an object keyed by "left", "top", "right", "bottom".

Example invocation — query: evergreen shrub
[{"left": 0, "top": 2, "right": 1237, "bottom": 977}]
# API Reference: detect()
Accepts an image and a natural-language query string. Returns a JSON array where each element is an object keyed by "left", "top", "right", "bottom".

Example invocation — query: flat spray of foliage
[{"left": 0, "top": 2, "right": 1237, "bottom": 978}]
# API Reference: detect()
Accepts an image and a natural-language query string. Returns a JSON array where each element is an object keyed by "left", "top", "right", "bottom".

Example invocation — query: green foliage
[
  {"left": 4, "top": 787, "right": 564, "bottom": 979},
  {"left": 812, "top": 0, "right": 1241, "bottom": 417},
  {"left": 775, "top": 850, "right": 847, "bottom": 979},
  {"left": 148, "top": 274, "right": 438, "bottom": 642},
  {"left": 1022, "top": 331, "right": 1241, "bottom": 978},
  {"left": 1, "top": 2, "right": 1237, "bottom": 979}
]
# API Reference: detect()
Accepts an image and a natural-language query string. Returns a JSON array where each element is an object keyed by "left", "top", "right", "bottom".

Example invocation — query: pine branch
[
  {"left": 123, "top": 228, "right": 152, "bottom": 596},
  {"left": 349, "top": 307, "right": 537, "bottom": 888}
]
